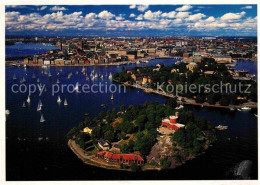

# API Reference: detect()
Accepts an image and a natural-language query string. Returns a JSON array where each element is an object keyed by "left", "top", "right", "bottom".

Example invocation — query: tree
[
  {"left": 121, "top": 143, "right": 130, "bottom": 153},
  {"left": 104, "top": 130, "right": 114, "bottom": 141},
  {"left": 120, "top": 104, "right": 126, "bottom": 112},
  {"left": 219, "top": 96, "right": 230, "bottom": 106},
  {"left": 128, "top": 139, "right": 135, "bottom": 153},
  {"left": 118, "top": 131, "right": 126, "bottom": 140},
  {"left": 130, "top": 163, "right": 138, "bottom": 172},
  {"left": 91, "top": 126, "right": 101, "bottom": 139},
  {"left": 160, "top": 158, "right": 171, "bottom": 169},
  {"left": 66, "top": 127, "right": 79, "bottom": 139},
  {"left": 121, "top": 121, "right": 134, "bottom": 134}
]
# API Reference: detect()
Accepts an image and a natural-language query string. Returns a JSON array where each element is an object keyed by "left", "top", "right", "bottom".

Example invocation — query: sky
[{"left": 5, "top": 5, "right": 257, "bottom": 37}]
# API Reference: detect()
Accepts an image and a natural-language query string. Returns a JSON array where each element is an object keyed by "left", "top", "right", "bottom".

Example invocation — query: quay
[{"left": 123, "top": 82, "right": 257, "bottom": 110}]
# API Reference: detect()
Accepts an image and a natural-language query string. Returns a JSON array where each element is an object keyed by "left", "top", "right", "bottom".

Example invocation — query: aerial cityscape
[{"left": 4, "top": 4, "right": 258, "bottom": 181}]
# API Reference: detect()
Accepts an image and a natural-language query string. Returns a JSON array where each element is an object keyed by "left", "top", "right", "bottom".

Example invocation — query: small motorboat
[
  {"left": 241, "top": 106, "right": 251, "bottom": 111},
  {"left": 215, "top": 125, "right": 228, "bottom": 130}
]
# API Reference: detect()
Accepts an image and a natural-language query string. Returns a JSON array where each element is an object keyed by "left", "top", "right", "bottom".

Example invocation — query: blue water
[
  {"left": 6, "top": 42, "right": 59, "bottom": 57},
  {"left": 5, "top": 44, "right": 258, "bottom": 180},
  {"left": 233, "top": 59, "right": 257, "bottom": 75}
]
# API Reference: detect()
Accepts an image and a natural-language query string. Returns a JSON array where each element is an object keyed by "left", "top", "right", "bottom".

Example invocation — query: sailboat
[
  {"left": 32, "top": 73, "right": 36, "bottom": 79},
  {"left": 22, "top": 102, "right": 26, "bottom": 108},
  {"left": 108, "top": 72, "right": 113, "bottom": 80},
  {"left": 75, "top": 71, "right": 79, "bottom": 75},
  {"left": 48, "top": 72, "right": 52, "bottom": 77},
  {"left": 111, "top": 93, "right": 114, "bottom": 100},
  {"left": 13, "top": 74, "right": 17, "bottom": 80},
  {"left": 57, "top": 72, "right": 59, "bottom": 76},
  {"left": 57, "top": 79, "right": 60, "bottom": 84},
  {"left": 39, "top": 99, "right": 43, "bottom": 107},
  {"left": 20, "top": 77, "right": 26, "bottom": 84},
  {"left": 57, "top": 96, "right": 62, "bottom": 103},
  {"left": 64, "top": 99, "right": 68, "bottom": 106},
  {"left": 37, "top": 102, "right": 41, "bottom": 111},
  {"left": 37, "top": 78, "right": 40, "bottom": 83},
  {"left": 74, "top": 82, "right": 79, "bottom": 91},
  {"left": 40, "top": 114, "right": 45, "bottom": 123},
  {"left": 27, "top": 96, "right": 30, "bottom": 103}
]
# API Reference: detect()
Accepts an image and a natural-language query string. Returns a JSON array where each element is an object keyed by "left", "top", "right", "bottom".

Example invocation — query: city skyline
[{"left": 5, "top": 4, "right": 257, "bottom": 36}]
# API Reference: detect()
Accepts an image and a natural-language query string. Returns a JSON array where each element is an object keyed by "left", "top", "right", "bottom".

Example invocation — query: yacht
[
  {"left": 215, "top": 125, "right": 228, "bottom": 130},
  {"left": 230, "top": 107, "right": 235, "bottom": 111},
  {"left": 57, "top": 96, "right": 62, "bottom": 103},
  {"left": 13, "top": 74, "right": 17, "bottom": 80},
  {"left": 37, "top": 103, "right": 41, "bottom": 111},
  {"left": 39, "top": 99, "right": 43, "bottom": 107},
  {"left": 175, "top": 105, "right": 184, "bottom": 110},
  {"left": 5, "top": 110, "right": 10, "bottom": 115},
  {"left": 136, "top": 61, "right": 140, "bottom": 64},
  {"left": 40, "top": 114, "right": 45, "bottom": 123},
  {"left": 20, "top": 77, "right": 26, "bottom": 84},
  {"left": 241, "top": 106, "right": 251, "bottom": 111},
  {"left": 27, "top": 96, "right": 30, "bottom": 103},
  {"left": 74, "top": 82, "right": 79, "bottom": 91},
  {"left": 64, "top": 99, "right": 68, "bottom": 106},
  {"left": 108, "top": 72, "right": 113, "bottom": 80}
]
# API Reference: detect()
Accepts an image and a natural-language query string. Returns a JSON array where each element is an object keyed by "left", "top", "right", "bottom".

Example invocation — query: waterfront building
[
  {"left": 98, "top": 138, "right": 110, "bottom": 150},
  {"left": 161, "top": 112, "right": 185, "bottom": 131},
  {"left": 214, "top": 55, "right": 232, "bottom": 63},
  {"left": 96, "top": 151, "right": 144, "bottom": 165},
  {"left": 83, "top": 127, "right": 92, "bottom": 134},
  {"left": 186, "top": 62, "right": 198, "bottom": 72}
]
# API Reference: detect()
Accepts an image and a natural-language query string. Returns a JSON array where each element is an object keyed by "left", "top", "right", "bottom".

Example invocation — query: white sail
[
  {"left": 57, "top": 79, "right": 60, "bottom": 84},
  {"left": 37, "top": 103, "right": 41, "bottom": 111},
  {"left": 37, "top": 78, "right": 40, "bottom": 83},
  {"left": 74, "top": 82, "right": 79, "bottom": 91},
  {"left": 40, "top": 114, "right": 45, "bottom": 123},
  {"left": 111, "top": 93, "right": 114, "bottom": 100},
  {"left": 27, "top": 96, "right": 30, "bottom": 103},
  {"left": 39, "top": 99, "right": 43, "bottom": 107},
  {"left": 22, "top": 102, "right": 26, "bottom": 108},
  {"left": 57, "top": 96, "right": 62, "bottom": 103},
  {"left": 64, "top": 99, "right": 68, "bottom": 106},
  {"left": 13, "top": 74, "right": 17, "bottom": 80},
  {"left": 109, "top": 72, "right": 113, "bottom": 80}
]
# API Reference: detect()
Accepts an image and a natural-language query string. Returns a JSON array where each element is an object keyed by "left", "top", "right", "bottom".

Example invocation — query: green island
[
  {"left": 113, "top": 58, "right": 257, "bottom": 108},
  {"left": 67, "top": 100, "right": 216, "bottom": 171}
]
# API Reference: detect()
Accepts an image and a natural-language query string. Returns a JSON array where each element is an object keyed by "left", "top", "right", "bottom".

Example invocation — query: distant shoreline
[
  {"left": 122, "top": 82, "right": 257, "bottom": 110},
  {"left": 5, "top": 56, "right": 180, "bottom": 67}
]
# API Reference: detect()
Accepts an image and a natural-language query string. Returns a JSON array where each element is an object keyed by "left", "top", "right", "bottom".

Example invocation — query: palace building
[
  {"left": 161, "top": 112, "right": 185, "bottom": 131},
  {"left": 96, "top": 151, "right": 144, "bottom": 165}
]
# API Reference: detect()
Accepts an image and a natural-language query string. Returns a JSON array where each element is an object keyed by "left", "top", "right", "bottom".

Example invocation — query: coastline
[
  {"left": 68, "top": 139, "right": 132, "bottom": 171},
  {"left": 5, "top": 56, "right": 179, "bottom": 67},
  {"left": 122, "top": 82, "right": 257, "bottom": 109}
]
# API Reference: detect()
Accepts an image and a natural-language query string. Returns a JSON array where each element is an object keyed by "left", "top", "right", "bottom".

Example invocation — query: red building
[
  {"left": 161, "top": 112, "right": 185, "bottom": 131},
  {"left": 96, "top": 151, "right": 144, "bottom": 165}
]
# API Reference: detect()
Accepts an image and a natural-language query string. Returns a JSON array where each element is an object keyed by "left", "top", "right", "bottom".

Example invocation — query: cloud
[
  {"left": 137, "top": 5, "right": 149, "bottom": 12},
  {"left": 205, "top": 16, "right": 215, "bottom": 22},
  {"left": 129, "top": 13, "right": 136, "bottom": 18},
  {"left": 161, "top": 11, "right": 176, "bottom": 18},
  {"left": 176, "top": 5, "right": 192, "bottom": 11},
  {"left": 241, "top": 6, "right": 252, "bottom": 9},
  {"left": 135, "top": 14, "right": 143, "bottom": 20},
  {"left": 37, "top": 6, "right": 47, "bottom": 11},
  {"left": 143, "top": 10, "right": 162, "bottom": 20},
  {"left": 220, "top": 11, "right": 246, "bottom": 21},
  {"left": 186, "top": 13, "right": 206, "bottom": 21},
  {"left": 116, "top": 14, "right": 125, "bottom": 21},
  {"left": 98, "top": 10, "right": 115, "bottom": 20},
  {"left": 129, "top": 5, "right": 136, "bottom": 9},
  {"left": 50, "top": 6, "right": 67, "bottom": 11},
  {"left": 175, "top": 12, "right": 190, "bottom": 18},
  {"left": 85, "top": 13, "right": 97, "bottom": 20}
]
